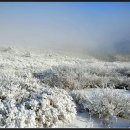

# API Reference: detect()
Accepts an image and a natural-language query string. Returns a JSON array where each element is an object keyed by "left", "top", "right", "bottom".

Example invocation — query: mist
[{"left": 0, "top": 2, "right": 130, "bottom": 56}]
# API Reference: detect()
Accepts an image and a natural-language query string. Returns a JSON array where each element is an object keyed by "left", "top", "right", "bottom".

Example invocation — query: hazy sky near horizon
[{"left": 0, "top": 2, "right": 130, "bottom": 53}]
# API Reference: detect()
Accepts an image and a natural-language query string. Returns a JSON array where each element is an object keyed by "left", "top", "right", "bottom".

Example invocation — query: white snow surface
[{"left": 0, "top": 46, "right": 130, "bottom": 128}]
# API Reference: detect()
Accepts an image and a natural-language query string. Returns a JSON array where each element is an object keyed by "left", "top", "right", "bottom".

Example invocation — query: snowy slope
[{"left": 0, "top": 46, "right": 130, "bottom": 128}]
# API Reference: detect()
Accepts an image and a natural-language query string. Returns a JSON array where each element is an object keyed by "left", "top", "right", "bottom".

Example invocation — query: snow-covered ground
[
  {"left": 0, "top": 46, "right": 130, "bottom": 128},
  {"left": 65, "top": 111, "right": 130, "bottom": 128},
  {"left": 68, "top": 88, "right": 130, "bottom": 128}
]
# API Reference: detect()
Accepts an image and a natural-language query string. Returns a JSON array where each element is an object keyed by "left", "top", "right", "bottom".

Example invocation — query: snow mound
[{"left": 0, "top": 87, "right": 76, "bottom": 128}]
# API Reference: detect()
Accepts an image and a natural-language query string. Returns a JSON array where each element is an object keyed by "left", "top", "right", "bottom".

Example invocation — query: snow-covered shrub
[
  {"left": 0, "top": 46, "right": 15, "bottom": 52},
  {"left": 22, "top": 51, "right": 31, "bottom": 57},
  {"left": 108, "top": 76, "right": 130, "bottom": 89},
  {"left": 0, "top": 87, "right": 76, "bottom": 128},
  {"left": 33, "top": 65, "right": 130, "bottom": 90},
  {"left": 70, "top": 88, "right": 130, "bottom": 126},
  {"left": 33, "top": 65, "right": 106, "bottom": 90},
  {"left": 0, "top": 46, "right": 130, "bottom": 128},
  {"left": 115, "top": 67, "right": 130, "bottom": 77}
]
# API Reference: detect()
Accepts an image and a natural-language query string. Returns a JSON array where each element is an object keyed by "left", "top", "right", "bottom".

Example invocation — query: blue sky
[{"left": 0, "top": 2, "right": 130, "bottom": 53}]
